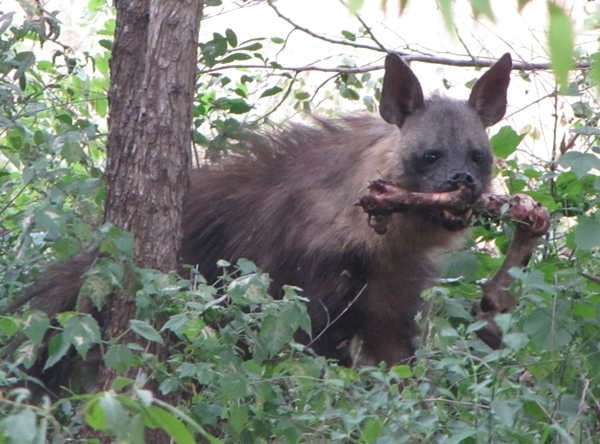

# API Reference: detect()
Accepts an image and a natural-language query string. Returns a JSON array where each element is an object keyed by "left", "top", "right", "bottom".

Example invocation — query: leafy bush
[{"left": 1, "top": 1, "right": 600, "bottom": 443}]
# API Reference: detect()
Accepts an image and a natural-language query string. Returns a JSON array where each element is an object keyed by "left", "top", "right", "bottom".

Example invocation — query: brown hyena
[
  {"left": 21, "top": 53, "right": 512, "bottom": 368},
  {"left": 182, "top": 53, "right": 512, "bottom": 366}
]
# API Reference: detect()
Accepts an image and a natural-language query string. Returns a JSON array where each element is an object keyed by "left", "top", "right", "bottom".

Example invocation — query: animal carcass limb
[{"left": 358, "top": 180, "right": 551, "bottom": 349}]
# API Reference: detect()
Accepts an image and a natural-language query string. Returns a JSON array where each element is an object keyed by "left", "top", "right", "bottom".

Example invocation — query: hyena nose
[{"left": 448, "top": 172, "right": 477, "bottom": 189}]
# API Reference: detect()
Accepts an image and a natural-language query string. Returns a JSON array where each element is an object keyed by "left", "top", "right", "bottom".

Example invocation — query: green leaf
[
  {"left": 62, "top": 314, "right": 102, "bottom": 359},
  {"left": 502, "top": 332, "right": 529, "bottom": 352},
  {"left": 518, "top": 0, "right": 532, "bottom": 11},
  {"left": 557, "top": 151, "right": 600, "bottom": 177},
  {"left": 491, "top": 399, "right": 519, "bottom": 426},
  {"left": 341, "top": 30, "right": 356, "bottom": 41},
  {"left": 361, "top": 418, "right": 383, "bottom": 443},
  {"left": 523, "top": 305, "right": 573, "bottom": 350},
  {"left": 237, "top": 42, "right": 263, "bottom": 52},
  {"left": 466, "top": 320, "right": 488, "bottom": 334},
  {"left": 0, "top": 408, "right": 38, "bottom": 444},
  {"left": 574, "top": 216, "right": 600, "bottom": 250},
  {"left": 590, "top": 52, "right": 600, "bottom": 93},
  {"left": 219, "top": 373, "right": 248, "bottom": 398},
  {"left": 439, "top": 0, "right": 455, "bottom": 33},
  {"left": 219, "top": 53, "right": 251, "bottom": 64},
  {"left": 259, "top": 314, "right": 294, "bottom": 358},
  {"left": 445, "top": 428, "right": 478, "bottom": 444},
  {"left": 0, "top": 12, "right": 14, "bottom": 35},
  {"left": 391, "top": 365, "right": 413, "bottom": 379},
  {"left": 99, "top": 392, "right": 130, "bottom": 435},
  {"left": 294, "top": 91, "right": 310, "bottom": 100},
  {"left": 80, "top": 274, "right": 112, "bottom": 311},
  {"left": 228, "top": 404, "right": 248, "bottom": 434},
  {"left": 547, "top": 2, "right": 574, "bottom": 88},
  {"left": 129, "top": 319, "right": 165, "bottom": 345},
  {"left": 105, "top": 344, "right": 136, "bottom": 373},
  {"left": 84, "top": 395, "right": 105, "bottom": 430},
  {"left": 444, "top": 298, "right": 473, "bottom": 322},
  {"left": 23, "top": 312, "right": 50, "bottom": 346},
  {"left": 225, "top": 28, "right": 237, "bottom": 48},
  {"left": 56, "top": 113, "right": 73, "bottom": 126},
  {"left": 270, "top": 36, "right": 284, "bottom": 44},
  {"left": 53, "top": 236, "right": 80, "bottom": 261},
  {"left": 99, "top": 39, "right": 113, "bottom": 50},
  {"left": 339, "top": 84, "right": 359, "bottom": 100},
  {"left": 216, "top": 98, "right": 253, "bottom": 114},
  {"left": 0, "top": 317, "right": 19, "bottom": 339},
  {"left": 491, "top": 126, "right": 525, "bottom": 158},
  {"left": 145, "top": 407, "right": 196, "bottom": 444},
  {"left": 571, "top": 126, "right": 600, "bottom": 135},
  {"left": 399, "top": 0, "right": 409, "bottom": 15},
  {"left": 470, "top": 0, "right": 495, "bottom": 21},
  {"left": 259, "top": 86, "right": 283, "bottom": 99},
  {"left": 44, "top": 332, "right": 71, "bottom": 370},
  {"left": 346, "top": 0, "right": 364, "bottom": 14},
  {"left": 112, "top": 377, "right": 134, "bottom": 391}
]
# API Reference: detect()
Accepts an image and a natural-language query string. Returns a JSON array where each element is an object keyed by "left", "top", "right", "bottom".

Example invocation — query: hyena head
[{"left": 379, "top": 53, "right": 512, "bottom": 230}]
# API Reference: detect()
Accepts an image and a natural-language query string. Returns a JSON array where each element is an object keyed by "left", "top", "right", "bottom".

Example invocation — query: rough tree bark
[{"left": 84, "top": 0, "right": 203, "bottom": 441}]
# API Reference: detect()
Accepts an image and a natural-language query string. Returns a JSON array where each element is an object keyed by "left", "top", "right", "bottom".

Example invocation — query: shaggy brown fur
[
  {"left": 19, "top": 53, "right": 512, "bottom": 367},
  {"left": 182, "top": 53, "right": 512, "bottom": 365}
]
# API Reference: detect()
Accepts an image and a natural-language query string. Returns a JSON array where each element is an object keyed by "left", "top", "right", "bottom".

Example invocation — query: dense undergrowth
[{"left": 0, "top": 2, "right": 599, "bottom": 443}]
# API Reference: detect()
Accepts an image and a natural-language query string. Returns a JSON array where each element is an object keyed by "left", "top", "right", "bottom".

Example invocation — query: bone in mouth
[{"left": 357, "top": 179, "right": 551, "bottom": 350}]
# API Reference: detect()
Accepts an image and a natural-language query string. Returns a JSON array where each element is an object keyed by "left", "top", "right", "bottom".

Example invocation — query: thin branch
[
  {"left": 307, "top": 283, "right": 367, "bottom": 348},
  {"left": 264, "top": 0, "right": 590, "bottom": 72},
  {"left": 258, "top": 71, "right": 299, "bottom": 124},
  {"left": 201, "top": 56, "right": 591, "bottom": 76},
  {"left": 579, "top": 272, "right": 600, "bottom": 286},
  {"left": 339, "top": 0, "right": 387, "bottom": 52},
  {"left": 266, "top": 0, "right": 384, "bottom": 53},
  {"left": 200, "top": 63, "right": 383, "bottom": 74},
  {"left": 311, "top": 72, "right": 339, "bottom": 101}
]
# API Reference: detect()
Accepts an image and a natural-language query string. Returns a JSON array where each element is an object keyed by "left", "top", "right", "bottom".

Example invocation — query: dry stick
[
  {"left": 307, "top": 284, "right": 368, "bottom": 349},
  {"left": 358, "top": 180, "right": 551, "bottom": 349}
]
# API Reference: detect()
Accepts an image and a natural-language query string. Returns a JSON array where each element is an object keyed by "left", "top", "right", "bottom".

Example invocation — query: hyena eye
[
  {"left": 471, "top": 152, "right": 484, "bottom": 164},
  {"left": 423, "top": 152, "right": 440, "bottom": 164}
]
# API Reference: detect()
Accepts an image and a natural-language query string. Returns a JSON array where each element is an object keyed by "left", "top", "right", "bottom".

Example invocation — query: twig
[
  {"left": 267, "top": 0, "right": 384, "bottom": 53},
  {"left": 258, "top": 71, "right": 299, "bottom": 124},
  {"left": 579, "top": 272, "right": 600, "bottom": 286},
  {"left": 342, "top": 0, "right": 387, "bottom": 52},
  {"left": 264, "top": 0, "right": 590, "bottom": 73},
  {"left": 200, "top": 57, "right": 591, "bottom": 76},
  {"left": 200, "top": 63, "right": 383, "bottom": 74},
  {"left": 307, "top": 284, "right": 367, "bottom": 348}
]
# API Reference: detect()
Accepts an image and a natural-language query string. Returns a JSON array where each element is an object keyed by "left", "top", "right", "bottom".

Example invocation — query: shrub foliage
[{"left": 0, "top": 2, "right": 599, "bottom": 443}]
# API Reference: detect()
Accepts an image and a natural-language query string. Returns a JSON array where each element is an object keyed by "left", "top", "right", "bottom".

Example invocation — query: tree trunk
[
  {"left": 83, "top": 0, "right": 203, "bottom": 442},
  {"left": 104, "top": 0, "right": 202, "bottom": 269}
]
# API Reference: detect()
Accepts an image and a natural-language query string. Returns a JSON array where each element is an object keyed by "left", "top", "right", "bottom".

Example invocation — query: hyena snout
[
  {"left": 438, "top": 171, "right": 484, "bottom": 211},
  {"left": 444, "top": 171, "right": 485, "bottom": 201},
  {"left": 448, "top": 172, "right": 476, "bottom": 189}
]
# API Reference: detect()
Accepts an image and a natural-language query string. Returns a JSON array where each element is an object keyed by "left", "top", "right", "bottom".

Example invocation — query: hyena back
[{"left": 182, "top": 53, "right": 512, "bottom": 366}]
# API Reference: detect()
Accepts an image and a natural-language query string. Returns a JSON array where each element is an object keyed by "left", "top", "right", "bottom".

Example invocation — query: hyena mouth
[
  {"left": 442, "top": 207, "right": 474, "bottom": 221},
  {"left": 431, "top": 206, "right": 475, "bottom": 231}
]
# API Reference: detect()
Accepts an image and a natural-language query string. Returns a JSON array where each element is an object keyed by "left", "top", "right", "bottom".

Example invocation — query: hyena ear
[
  {"left": 379, "top": 53, "right": 425, "bottom": 128},
  {"left": 468, "top": 53, "right": 512, "bottom": 127}
]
